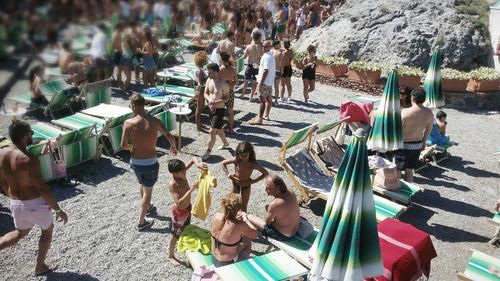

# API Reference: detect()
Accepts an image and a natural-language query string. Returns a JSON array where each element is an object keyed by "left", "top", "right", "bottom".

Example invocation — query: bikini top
[{"left": 211, "top": 234, "right": 243, "bottom": 249}]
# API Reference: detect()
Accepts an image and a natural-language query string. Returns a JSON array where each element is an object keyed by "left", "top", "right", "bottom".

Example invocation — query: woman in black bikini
[
  {"left": 243, "top": 11, "right": 255, "bottom": 46},
  {"left": 211, "top": 193, "right": 258, "bottom": 267},
  {"left": 302, "top": 45, "right": 317, "bottom": 104}
]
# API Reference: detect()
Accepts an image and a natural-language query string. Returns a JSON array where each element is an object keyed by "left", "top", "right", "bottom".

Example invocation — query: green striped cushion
[
  {"left": 214, "top": 250, "right": 308, "bottom": 281},
  {"left": 178, "top": 38, "right": 193, "bottom": 47},
  {"left": 186, "top": 251, "right": 214, "bottom": 269},
  {"left": 107, "top": 112, "right": 134, "bottom": 128},
  {"left": 372, "top": 180, "right": 423, "bottom": 205},
  {"left": 282, "top": 124, "right": 318, "bottom": 150},
  {"left": 350, "top": 96, "right": 379, "bottom": 104},
  {"left": 155, "top": 110, "right": 177, "bottom": 132},
  {"left": 60, "top": 135, "right": 98, "bottom": 168},
  {"left": 492, "top": 213, "right": 500, "bottom": 227},
  {"left": 37, "top": 153, "right": 56, "bottom": 182},
  {"left": 8, "top": 92, "right": 54, "bottom": 105},
  {"left": 374, "top": 195, "right": 406, "bottom": 222},
  {"left": 462, "top": 250, "right": 500, "bottom": 281},
  {"left": 108, "top": 125, "right": 124, "bottom": 154},
  {"left": 32, "top": 123, "right": 64, "bottom": 142},
  {"left": 316, "top": 119, "right": 344, "bottom": 134},
  {"left": 86, "top": 88, "right": 111, "bottom": 108},
  {"left": 155, "top": 84, "right": 195, "bottom": 98},
  {"left": 52, "top": 113, "right": 105, "bottom": 132},
  {"left": 267, "top": 230, "right": 318, "bottom": 268}
]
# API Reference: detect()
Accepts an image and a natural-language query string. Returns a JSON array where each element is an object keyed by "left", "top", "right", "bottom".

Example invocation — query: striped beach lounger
[
  {"left": 32, "top": 123, "right": 65, "bottom": 143},
  {"left": 214, "top": 250, "right": 308, "bottom": 281},
  {"left": 142, "top": 93, "right": 191, "bottom": 105},
  {"left": 178, "top": 38, "right": 193, "bottom": 48},
  {"left": 28, "top": 143, "right": 57, "bottom": 182},
  {"left": 211, "top": 23, "right": 227, "bottom": 34},
  {"left": 373, "top": 195, "right": 407, "bottom": 222},
  {"left": 266, "top": 230, "right": 318, "bottom": 269},
  {"left": 59, "top": 134, "right": 99, "bottom": 167},
  {"left": 7, "top": 92, "right": 54, "bottom": 105},
  {"left": 155, "top": 84, "right": 196, "bottom": 99},
  {"left": 45, "top": 67, "right": 69, "bottom": 80},
  {"left": 458, "top": 250, "right": 500, "bottom": 281},
  {"left": 372, "top": 180, "right": 424, "bottom": 205},
  {"left": 39, "top": 79, "right": 73, "bottom": 96},
  {"left": 82, "top": 79, "right": 112, "bottom": 108},
  {"left": 52, "top": 112, "right": 106, "bottom": 132},
  {"left": 488, "top": 213, "right": 500, "bottom": 245}
]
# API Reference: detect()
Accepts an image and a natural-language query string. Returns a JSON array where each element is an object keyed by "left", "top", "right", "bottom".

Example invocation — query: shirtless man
[
  {"left": 240, "top": 32, "right": 263, "bottom": 100},
  {"left": 58, "top": 42, "right": 73, "bottom": 73},
  {"left": 396, "top": 88, "right": 434, "bottom": 182},
  {"left": 219, "top": 52, "right": 238, "bottom": 132},
  {"left": 121, "top": 93, "right": 177, "bottom": 230},
  {"left": 217, "top": 30, "right": 236, "bottom": 60},
  {"left": 167, "top": 157, "right": 207, "bottom": 265},
  {"left": 202, "top": 63, "right": 230, "bottom": 160},
  {"left": 287, "top": 3, "right": 297, "bottom": 39},
  {"left": 274, "top": 2, "right": 286, "bottom": 40},
  {"left": 0, "top": 120, "right": 68, "bottom": 276},
  {"left": 242, "top": 175, "right": 300, "bottom": 241},
  {"left": 272, "top": 40, "right": 283, "bottom": 104}
]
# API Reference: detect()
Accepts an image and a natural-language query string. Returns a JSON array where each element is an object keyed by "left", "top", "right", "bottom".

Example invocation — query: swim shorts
[
  {"left": 10, "top": 197, "right": 53, "bottom": 230},
  {"left": 394, "top": 141, "right": 422, "bottom": 170},
  {"left": 130, "top": 161, "right": 159, "bottom": 188},
  {"left": 262, "top": 224, "right": 293, "bottom": 241}
]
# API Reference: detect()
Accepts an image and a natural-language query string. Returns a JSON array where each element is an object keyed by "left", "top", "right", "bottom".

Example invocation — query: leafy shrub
[
  {"left": 455, "top": 0, "right": 491, "bottom": 45},
  {"left": 397, "top": 65, "right": 424, "bottom": 77},
  {"left": 320, "top": 56, "right": 348, "bottom": 66},
  {"left": 349, "top": 61, "right": 384, "bottom": 72},
  {"left": 292, "top": 50, "right": 308, "bottom": 62},
  {"left": 469, "top": 67, "right": 500, "bottom": 80},
  {"left": 441, "top": 68, "right": 470, "bottom": 80}
]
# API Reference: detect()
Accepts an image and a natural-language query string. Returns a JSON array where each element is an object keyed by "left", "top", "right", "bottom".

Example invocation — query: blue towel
[
  {"left": 427, "top": 124, "right": 449, "bottom": 145},
  {"left": 142, "top": 88, "right": 166, "bottom": 97}
]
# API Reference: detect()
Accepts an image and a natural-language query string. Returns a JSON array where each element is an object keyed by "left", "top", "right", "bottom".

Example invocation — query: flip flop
[{"left": 33, "top": 263, "right": 58, "bottom": 277}]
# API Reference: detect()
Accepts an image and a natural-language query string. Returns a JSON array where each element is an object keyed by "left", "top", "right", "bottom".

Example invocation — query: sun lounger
[
  {"left": 280, "top": 125, "right": 407, "bottom": 221},
  {"left": 458, "top": 249, "right": 500, "bottom": 281},
  {"left": 211, "top": 23, "right": 227, "bottom": 34},
  {"left": 488, "top": 213, "right": 500, "bottom": 245},
  {"left": 265, "top": 230, "right": 318, "bottom": 269},
  {"left": 45, "top": 67, "right": 69, "bottom": 80},
  {"left": 81, "top": 79, "right": 112, "bottom": 108},
  {"left": 310, "top": 118, "right": 349, "bottom": 174},
  {"left": 7, "top": 92, "right": 54, "bottom": 105},
  {"left": 27, "top": 143, "right": 58, "bottom": 182},
  {"left": 214, "top": 250, "right": 308, "bottom": 281},
  {"left": 372, "top": 180, "right": 424, "bottom": 205},
  {"left": 155, "top": 84, "right": 196, "bottom": 99}
]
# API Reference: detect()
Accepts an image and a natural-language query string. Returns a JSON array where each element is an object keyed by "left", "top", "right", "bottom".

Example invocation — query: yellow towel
[
  {"left": 177, "top": 224, "right": 211, "bottom": 254},
  {"left": 191, "top": 170, "right": 217, "bottom": 221}
]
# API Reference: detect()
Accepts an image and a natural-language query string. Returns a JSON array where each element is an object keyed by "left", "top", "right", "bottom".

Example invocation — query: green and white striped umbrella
[
  {"left": 423, "top": 50, "right": 444, "bottom": 108},
  {"left": 367, "top": 70, "right": 403, "bottom": 152},
  {"left": 310, "top": 129, "right": 383, "bottom": 281}
]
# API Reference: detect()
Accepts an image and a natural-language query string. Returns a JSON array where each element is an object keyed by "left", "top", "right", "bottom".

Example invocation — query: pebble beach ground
[{"left": 0, "top": 63, "right": 499, "bottom": 280}]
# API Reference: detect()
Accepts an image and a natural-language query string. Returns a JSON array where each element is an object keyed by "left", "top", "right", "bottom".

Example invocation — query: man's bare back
[
  {"left": 0, "top": 147, "right": 39, "bottom": 200},
  {"left": 244, "top": 43, "right": 263, "bottom": 65},
  {"left": 123, "top": 115, "right": 160, "bottom": 159},
  {"left": 282, "top": 49, "right": 292, "bottom": 66},
  {"left": 218, "top": 39, "right": 235, "bottom": 58},
  {"left": 273, "top": 49, "right": 283, "bottom": 70},
  {"left": 402, "top": 106, "right": 434, "bottom": 143},
  {"left": 269, "top": 191, "right": 300, "bottom": 236}
]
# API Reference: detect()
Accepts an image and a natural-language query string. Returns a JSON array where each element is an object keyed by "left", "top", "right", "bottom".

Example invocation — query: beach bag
[
  {"left": 54, "top": 160, "right": 67, "bottom": 179},
  {"left": 373, "top": 165, "right": 400, "bottom": 190}
]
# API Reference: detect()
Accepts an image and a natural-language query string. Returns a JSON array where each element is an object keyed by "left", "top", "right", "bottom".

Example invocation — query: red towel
[
  {"left": 340, "top": 101, "right": 373, "bottom": 125},
  {"left": 369, "top": 218, "right": 437, "bottom": 281}
]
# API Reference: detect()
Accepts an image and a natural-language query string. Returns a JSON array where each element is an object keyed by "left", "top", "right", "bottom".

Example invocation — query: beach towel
[
  {"left": 192, "top": 170, "right": 217, "bottom": 221},
  {"left": 178, "top": 225, "right": 212, "bottom": 254},
  {"left": 313, "top": 136, "right": 344, "bottom": 170},
  {"left": 427, "top": 124, "right": 450, "bottom": 145}
]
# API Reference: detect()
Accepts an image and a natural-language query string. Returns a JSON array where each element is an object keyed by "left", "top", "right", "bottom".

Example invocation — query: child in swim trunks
[
  {"left": 167, "top": 157, "right": 207, "bottom": 265},
  {"left": 220, "top": 141, "right": 269, "bottom": 212}
]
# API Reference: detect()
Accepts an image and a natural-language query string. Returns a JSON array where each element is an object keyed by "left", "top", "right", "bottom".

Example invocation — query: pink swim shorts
[{"left": 10, "top": 197, "right": 53, "bottom": 230}]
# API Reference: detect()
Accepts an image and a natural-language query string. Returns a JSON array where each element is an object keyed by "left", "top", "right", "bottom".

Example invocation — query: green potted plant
[
  {"left": 397, "top": 65, "right": 424, "bottom": 89},
  {"left": 318, "top": 56, "right": 349, "bottom": 77},
  {"left": 467, "top": 67, "right": 500, "bottom": 92},
  {"left": 348, "top": 61, "right": 383, "bottom": 84},
  {"left": 291, "top": 50, "right": 307, "bottom": 69},
  {"left": 441, "top": 68, "right": 470, "bottom": 92}
]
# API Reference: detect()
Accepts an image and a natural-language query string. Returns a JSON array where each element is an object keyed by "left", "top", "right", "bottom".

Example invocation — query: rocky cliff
[{"left": 294, "top": 0, "right": 491, "bottom": 71}]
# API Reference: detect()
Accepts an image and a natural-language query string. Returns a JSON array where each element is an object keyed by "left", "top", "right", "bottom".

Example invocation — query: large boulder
[{"left": 293, "top": 0, "right": 491, "bottom": 71}]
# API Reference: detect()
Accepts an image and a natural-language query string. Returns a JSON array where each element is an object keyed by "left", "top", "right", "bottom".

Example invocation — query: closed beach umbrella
[
  {"left": 367, "top": 69, "right": 403, "bottom": 152},
  {"left": 309, "top": 129, "right": 383, "bottom": 281},
  {"left": 423, "top": 50, "right": 444, "bottom": 108}
]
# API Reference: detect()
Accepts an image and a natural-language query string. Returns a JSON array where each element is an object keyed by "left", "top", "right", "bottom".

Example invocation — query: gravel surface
[{"left": 0, "top": 62, "right": 499, "bottom": 280}]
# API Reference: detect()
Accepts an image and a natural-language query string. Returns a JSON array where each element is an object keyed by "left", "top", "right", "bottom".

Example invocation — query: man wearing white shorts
[{"left": 250, "top": 40, "right": 276, "bottom": 125}]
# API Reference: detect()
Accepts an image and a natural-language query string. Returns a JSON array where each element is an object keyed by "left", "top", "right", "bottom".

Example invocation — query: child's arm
[
  {"left": 221, "top": 157, "right": 237, "bottom": 177},
  {"left": 170, "top": 181, "right": 198, "bottom": 209},
  {"left": 185, "top": 157, "right": 207, "bottom": 171},
  {"left": 248, "top": 162, "right": 269, "bottom": 185}
]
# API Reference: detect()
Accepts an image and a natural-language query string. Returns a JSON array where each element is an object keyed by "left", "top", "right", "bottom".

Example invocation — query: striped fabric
[
  {"left": 316, "top": 118, "right": 346, "bottom": 134},
  {"left": 267, "top": 230, "right": 318, "bottom": 269},
  {"left": 86, "top": 88, "right": 111, "bottom": 108},
  {"left": 186, "top": 251, "right": 214, "bottom": 269},
  {"left": 52, "top": 113, "right": 106, "bottom": 132},
  {"left": 281, "top": 124, "right": 318, "bottom": 150},
  {"left": 236, "top": 56, "right": 245, "bottom": 75},
  {"left": 214, "top": 250, "right": 308, "bottom": 281},
  {"left": 350, "top": 96, "right": 380, "bottom": 105},
  {"left": 143, "top": 93, "right": 191, "bottom": 104},
  {"left": 72, "top": 36, "right": 90, "bottom": 53},
  {"left": 310, "top": 133, "right": 383, "bottom": 281},
  {"left": 107, "top": 112, "right": 134, "bottom": 128},
  {"left": 155, "top": 84, "right": 196, "bottom": 98},
  {"left": 60, "top": 135, "right": 99, "bottom": 168},
  {"left": 374, "top": 195, "right": 406, "bottom": 222},
  {"left": 32, "top": 123, "right": 64, "bottom": 142},
  {"left": 423, "top": 50, "right": 445, "bottom": 109},
  {"left": 459, "top": 250, "right": 500, "bottom": 281},
  {"left": 108, "top": 125, "right": 124, "bottom": 154},
  {"left": 367, "top": 70, "right": 404, "bottom": 152},
  {"left": 493, "top": 213, "right": 500, "bottom": 226},
  {"left": 27, "top": 145, "right": 56, "bottom": 182},
  {"left": 211, "top": 23, "right": 228, "bottom": 34},
  {"left": 39, "top": 79, "right": 72, "bottom": 95},
  {"left": 372, "top": 180, "right": 424, "bottom": 205},
  {"left": 8, "top": 92, "right": 53, "bottom": 105},
  {"left": 155, "top": 110, "right": 177, "bottom": 132}
]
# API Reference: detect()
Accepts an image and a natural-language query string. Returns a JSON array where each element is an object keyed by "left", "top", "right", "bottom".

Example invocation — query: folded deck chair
[
  {"left": 27, "top": 143, "right": 57, "bottom": 182},
  {"left": 310, "top": 118, "right": 350, "bottom": 174},
  {"left": 55, "top": 124, "right": 100, "bottom": 168},
  {"left": 39, "top": 80, "right": 79, "bottom": 119},
  {"left": 81, "top": 79, "right": 112, "bottom": 108},
  {"left": 458, "top": 249, "right": 500, "bottom": 281},
  {"left": 488, "top": 213, "right": 500, "bottom": 245}
]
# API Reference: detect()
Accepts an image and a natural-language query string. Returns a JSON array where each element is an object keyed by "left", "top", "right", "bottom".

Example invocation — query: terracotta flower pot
[
  {"left": 442, "top": 79, "right": 469, "bottom": 92},
  {"left": 398, "top": 76, "right": 421, "bottom": 89},
  {"left": 330, "top": 64, "right": 347, "bottom": 77},
  {"left": 466, "top": 78, "right": 500, "bottom": 92},
  {"left": 316, "top": 61, "right": 332, "bottom": 76},
  {"left": 347, "top": 69, "right": 381, "bottom": 84},
  {"left": 292, "top": 60, "right": 304, "bottom": 70}
]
